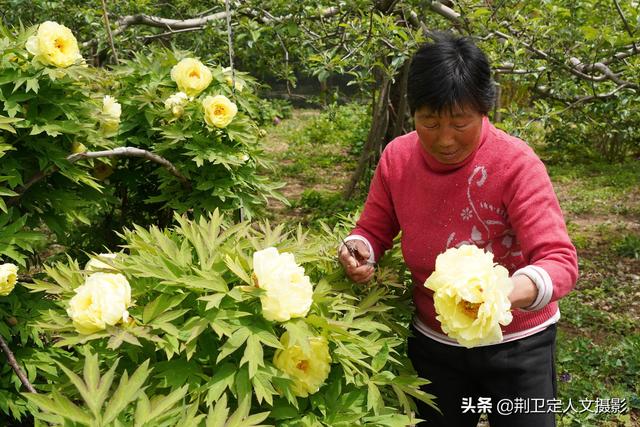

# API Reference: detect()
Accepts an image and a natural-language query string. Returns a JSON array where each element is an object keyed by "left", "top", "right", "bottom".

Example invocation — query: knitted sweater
[{"left": 350, "top": 116, "right": 578, "bottom": 344}]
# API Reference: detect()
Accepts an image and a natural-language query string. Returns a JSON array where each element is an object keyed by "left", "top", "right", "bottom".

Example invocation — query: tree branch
[
  {"left": 0, "top": 334, "right": 37, "bottom": 393},
  {"left": 139, "top": 26, "right": 205, "bottom": 42},
  {"left": 67, "top": 147, "right": 191, "bottom": 190},
  {"left": 100, "top": 0, "right": 119, "bottom": 64},
  {"left": 9, "top": 147, "right": 191, "bottom": 207},
  {"left": 429, "top": 0, "right": 460, "bottom": 23},
  {"left": 116, "top": 11, "right": 230, "bottom": 31},
  {"left": 534, "top": 83, "right": 635, "bottom": 107},
  {"left": 613, "top": 0, "right": 638, "bottom": 52}
]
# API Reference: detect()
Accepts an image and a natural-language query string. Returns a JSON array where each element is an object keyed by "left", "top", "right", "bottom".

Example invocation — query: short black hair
[{"left": 407, "top": 32, "right": 496, "bottom": 116}]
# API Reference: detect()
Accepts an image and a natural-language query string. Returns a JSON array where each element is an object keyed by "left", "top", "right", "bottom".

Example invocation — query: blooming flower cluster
[
  {"left": 252, "top": 247, "right": 313, "bottom": 322},
  {"left": 24, "top": 23, "right": 239, "bottom": 135},
  {"left": 424, "top": 245, "right": 513, "bottom": 348},
  {"left": 0, "top": 263, "right": 18, "bottom": 296},
  {"left": 67, "top": 272, "right": 132, "bottom": 334},
  {"left": 252, "top": 247, "right": 331, "bottom": 396},
  {"left": 168, "top": 58, "right": 238, "bottom": 128}
]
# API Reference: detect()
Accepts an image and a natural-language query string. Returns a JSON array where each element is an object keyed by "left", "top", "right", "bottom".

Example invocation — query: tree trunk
[
  {"left": 492, "top": 75, "right": 502, "bottom": 123},
  {"left": 343, "top": 72, "right": 391, "bottom": 199},
  {"left": 386, "top": 60, "right": 411, "bottom": 144}
]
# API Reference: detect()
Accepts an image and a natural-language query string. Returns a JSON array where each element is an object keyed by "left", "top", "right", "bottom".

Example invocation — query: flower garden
[
  {"left": 1, "top": 4, "right": 639, "bottom": 426},
  {"left": 0, "top": 20, "right": 435, "bottom": 426}
]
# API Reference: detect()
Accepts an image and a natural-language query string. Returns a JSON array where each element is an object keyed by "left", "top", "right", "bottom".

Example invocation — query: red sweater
[{"left": 351, "top": 117, "right": 578, "bottom": 339}]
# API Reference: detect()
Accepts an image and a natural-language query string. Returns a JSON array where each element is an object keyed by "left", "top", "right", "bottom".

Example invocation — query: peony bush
[
  {"left": 23, "top": 212, "right": 434, "bottom": 425},
  {"left": 0, "top": 21, "right": 283, "bottom": 263}
]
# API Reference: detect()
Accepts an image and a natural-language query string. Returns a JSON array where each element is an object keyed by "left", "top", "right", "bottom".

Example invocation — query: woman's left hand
[{"left": 508, "top": 275, "right": 539, "bottom": 309}]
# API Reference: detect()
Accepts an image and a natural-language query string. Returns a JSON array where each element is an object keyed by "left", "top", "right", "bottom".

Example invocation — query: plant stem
[{"left": 0, "top": 334, "right": 37, "bottom": 393}]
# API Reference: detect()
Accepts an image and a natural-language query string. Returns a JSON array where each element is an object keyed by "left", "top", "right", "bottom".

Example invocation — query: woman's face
[{"left": 414, "top": 105, "right": 484, "bottom": 164}]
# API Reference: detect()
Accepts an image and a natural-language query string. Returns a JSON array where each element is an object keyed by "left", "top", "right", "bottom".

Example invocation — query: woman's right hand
[{"left": 338, "top": 240, "right": 375, "bottom": 284}]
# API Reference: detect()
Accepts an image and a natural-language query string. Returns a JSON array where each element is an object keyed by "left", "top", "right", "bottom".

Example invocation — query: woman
[{"left": 339, "top": 32, "right": 578, "bottom": 427}]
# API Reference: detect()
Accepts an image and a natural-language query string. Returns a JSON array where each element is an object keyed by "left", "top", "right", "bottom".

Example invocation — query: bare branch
[
  {"left": 613, "top": 0, "right": 638, "bottom": 52},
  {"left": 0, "top": 334, "right": 37, "bottom": 393},
  {"left": 9, "top": 147, "right": 191, "bottom": 208},
  {"left": 139, "top": 26, "right": 205, "bottom": 42},
  {"left": 116, "top": 11, "right": 230, "bottom": 31},
  {"left": 100, "top": 0, "right": 119, "bottom": 64},
  {"left": 407, "top": 10, "right": 432, "bottom": 37},
  {"left": 68, "top": 147, "right": 191, "bottom": 190},
  {"left": 534, "top": 83, "right": 635, "bottom": 108},
  {"left": 429, "top": 0, "right": 461, "bottom": 23},
  {"left": 494, "top": 63, "right": 546, "bottom": 74},
  {"left": 486, "top": 30, "right": 638, "bottom": 89}
]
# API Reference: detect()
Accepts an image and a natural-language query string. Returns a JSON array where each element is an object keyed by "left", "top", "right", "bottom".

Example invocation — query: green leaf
[
  {"left": 217, "top": 327, "right": 251, "bottom": 363},
  {"left": 240, "top": 334, "right": 264, "bottom": 378},
  {"left": 367, "top": 382, "right": 383, "bottom": 415},
  {"left": 371, "top": 342, "right": 389, "bottom": 373},
  {"left": 206, "top": 363, "right": 236, "bottom": 404},
  {"left": 142, "top": 293, "right": 188, "bottom": 323},
  {"left": 0, "top": 115, "right": 23, "bottom": 134},
  {"left": 224, "top": 254, "right": 252, "bottom": 284},
  {"left": 51, "top": 390, "right": 94, "bottom": 424},
  {"left": 144, "top": 385, "right": 189, "bottom": 422},
  {"left": 206, "top": 393, "right": 229, "bottom": 427},
  {"left": 54, "top": 362, "right": 94, "bottom": 416},
  {"left": 103, "top": 360, "right": 151, "bottom": 424},
  {"left": 25, "top": 78, "right": 39, "bottom": 94},
  {"left": 95, "top": 359, "right": 118, "bottom": 416}
]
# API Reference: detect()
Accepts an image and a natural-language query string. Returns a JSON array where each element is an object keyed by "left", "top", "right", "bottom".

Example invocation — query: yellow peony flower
[
  {"left": 252, "top": 247, "right": 313, "bottom": 322},
  {"left": 273, "top": 332, "right": 331, "bottom": 397},
  {"left": 26, "top": 21, "right": 82, "bottom": 68},
  {"left": 424, "top": 245, "right": 513, "bottom": 348},
  {"left": 0, "top": 263, "right": 19, "bottom": 296},
  {"left": 67, "top": 272, "right": 131, "bottom": 334},
  {"left": 85, "top": 253, "right": 118, "bottom": 272},
  {"left": 202, "top": 95, "right": 237, "bottom": 129},
  {"left": 164, "top": 91, "right": 189, "bottom": 117},
  {"left": 170, "top": 58, "right": 212, "bottom": 97},
  {"left": 100, "top": 95, "right": 121, "bottom": 136}
]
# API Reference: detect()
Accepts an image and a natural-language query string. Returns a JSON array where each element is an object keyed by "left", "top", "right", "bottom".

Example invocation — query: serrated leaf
[
  {"left": 371, "top": 342, "right": 389, "bottom": 373},
  {"left": 240, "top": 335, "right": 264, "bottom": 378},
  {"left": 216, "top": 328, "right": 251, "bottom": 363},
  {"left": 206, "top": 363, "right": 236, "bottom": 405},
  {"left": 224, "top": 254, "right": 251, "bottom": 284},
  {"left": 206, "top": 393, "right": 229, "bottom": 427},
  {"left": 103, "top": 360, "right": 151, "bottom": 424},
  {"left": 51, "top": 390, "right": 94, "bottom": 424},
  {"left": 144, "top": 384, "right": 188, "bottom": 422}
]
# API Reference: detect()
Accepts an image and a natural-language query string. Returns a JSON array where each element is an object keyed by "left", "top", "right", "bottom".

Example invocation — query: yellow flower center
[
  {"left": 460, "top": 300, "right": 480, "bottom": 319},
  {"left": 296, "top": 360, "right": 310, "bottom": 372},
  {"left": 214, "top": 106, "right": 226, "bottom": 115},
  {"left": 189, "top": 70, "right": 200, "bottom": 78},
  {"left": 55, "top": 39, "right": 65, "bottom": 50}
]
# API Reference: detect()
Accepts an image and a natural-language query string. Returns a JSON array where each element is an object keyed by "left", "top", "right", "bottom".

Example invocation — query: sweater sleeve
[
  {"left": 503, "top": 152, "right": 578, "bottom": 307},
  {"left": 351, "top": 148, "right": 401, "bottom": 262}
]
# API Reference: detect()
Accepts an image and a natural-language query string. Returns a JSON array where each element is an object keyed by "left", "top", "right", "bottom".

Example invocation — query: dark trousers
[{"left": 408, "top": 324, "right": 557, "bottom": 427}]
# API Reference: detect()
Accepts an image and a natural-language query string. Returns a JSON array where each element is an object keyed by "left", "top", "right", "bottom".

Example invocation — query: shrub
[{"left": 19, "top": 212, "right": 433, "bottom": 425}]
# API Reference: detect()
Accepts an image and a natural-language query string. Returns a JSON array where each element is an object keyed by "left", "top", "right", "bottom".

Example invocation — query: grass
[
  {"left": 261, "top": 105, "right": 640, "bottom": 426},
  {"left": 260, "top": 105, "right": 369, "bottom": 226},
  {"left": 547, "top": 161, "right": 640, "bottom": 217}
]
